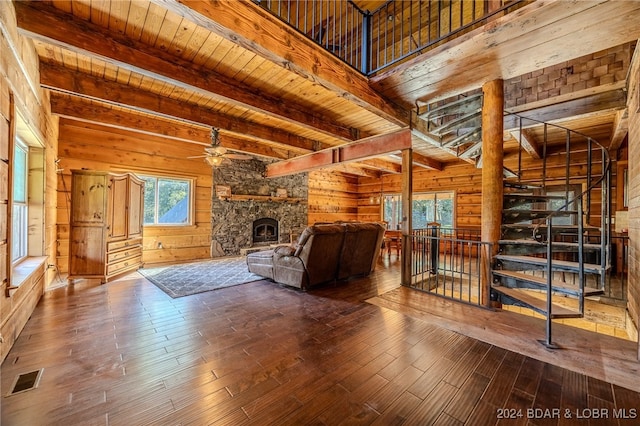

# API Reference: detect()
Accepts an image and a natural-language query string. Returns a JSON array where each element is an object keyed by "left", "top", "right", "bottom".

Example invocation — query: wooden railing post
[{"left": 480, "top": 79, "right": 504, "bottom": 306}]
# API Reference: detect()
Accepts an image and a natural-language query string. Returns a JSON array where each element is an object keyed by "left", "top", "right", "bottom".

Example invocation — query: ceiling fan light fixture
[{"left": 206, "top": 156, "right": 224, "bottom": 167}]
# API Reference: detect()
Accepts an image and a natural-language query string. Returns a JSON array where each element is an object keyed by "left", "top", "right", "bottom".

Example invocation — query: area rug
[{"left": 139, "top": 257, "right": 263, "bottom": 298}]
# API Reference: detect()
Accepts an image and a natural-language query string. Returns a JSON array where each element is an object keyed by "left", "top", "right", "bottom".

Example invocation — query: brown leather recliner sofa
[{"left": 246, "top": 222, "right": 385, "bottom": 289}]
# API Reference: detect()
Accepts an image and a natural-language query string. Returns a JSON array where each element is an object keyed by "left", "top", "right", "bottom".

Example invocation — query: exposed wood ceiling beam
[
  {"left": 358, "top": 158, "right": 402, "bottom": 174},
  {"left": 325, "top": 164, "right": 381, "bottom": 178},
  {"left": 509, "top": 129, "right": 542, "bottom": 159},
  {"left": 14, "top": 1, "right": 357, "bottom": 142},
  {"left": 388, "top": 152, "right": 443, "bottom": 171},
  {"left": 40, "top": 63, "right": 317, "bottom": 154},
  {"left": 503, "top": 90, "right": 626, "bottom": 131},
  {"left": 408, "top": 152, "right": 443, "bottom": 171},
  {"left": 609, "top": 109, "right": 628, "bottom": 151},
  {"left": 158, "top": 0, "right": 409, "bottom": 127},
  {"left": 47, "top": 68, "right": 402, "bottom": 174},
  {"left": 267, "top": 129, "right": 411, "bottom": 177},
  {"left": 49, "top": 94, "right": 291, "bottom": 160}
]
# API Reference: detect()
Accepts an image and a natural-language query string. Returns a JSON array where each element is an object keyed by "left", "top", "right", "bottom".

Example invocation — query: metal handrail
[
  {"left": 253, "top": 0, "right": 525, "bottom": 75},
  {"left": 505, "top": 111, "right": 612, "bottom": 240},
  {"left": 506, "top": 111, "right": 611, "bottom": 348}
]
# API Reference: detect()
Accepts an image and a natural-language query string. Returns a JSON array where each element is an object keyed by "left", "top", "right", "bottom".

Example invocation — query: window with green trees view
[
  {"left": 141, "top": 175, "right": 192, "bottom": 225},
  {"left": 383, "top": 192, "right": 454, "bottom": 230}
]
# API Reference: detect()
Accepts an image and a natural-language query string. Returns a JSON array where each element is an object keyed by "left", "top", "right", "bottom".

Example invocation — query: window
[
  {"left": 141, "top": 175, "right": 192, "bottom": 225},
  {"left": 11, "top": 139, "right": 28, "bottom": 263},
  {"left": 382, "top": 191, "right": 455, "bottom": 230},
  {"left": 543, "top": 185, "right": 582, "bottom": 226}
]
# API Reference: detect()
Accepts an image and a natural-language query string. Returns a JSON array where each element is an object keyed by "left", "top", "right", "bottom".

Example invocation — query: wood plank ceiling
[{"left": 14, "top": 1, "right": 640, "bottom": 177}]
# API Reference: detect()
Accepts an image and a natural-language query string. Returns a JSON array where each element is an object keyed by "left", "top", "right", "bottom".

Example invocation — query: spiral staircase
[{"left": 417, "top": 95, "right": 612, "bottom": 347}]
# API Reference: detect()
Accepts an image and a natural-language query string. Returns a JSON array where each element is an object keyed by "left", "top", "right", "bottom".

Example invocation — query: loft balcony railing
[{"left": 253, "top": 0, "right": 526, "bottom": 75}]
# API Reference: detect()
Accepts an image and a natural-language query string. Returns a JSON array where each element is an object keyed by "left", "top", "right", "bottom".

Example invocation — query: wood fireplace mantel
[{"left": 218, "top": 194, "right": 305, "bottom": 203}]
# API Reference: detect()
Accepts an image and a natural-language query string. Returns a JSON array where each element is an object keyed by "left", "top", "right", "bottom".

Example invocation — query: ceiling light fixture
[{"left": 205, "top": 155, "right": 224, "bottom": 167}]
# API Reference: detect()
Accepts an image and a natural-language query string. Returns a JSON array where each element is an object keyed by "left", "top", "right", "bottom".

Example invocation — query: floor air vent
[{"left": 8, "top": 369, "right": 43, "bottom": 396}]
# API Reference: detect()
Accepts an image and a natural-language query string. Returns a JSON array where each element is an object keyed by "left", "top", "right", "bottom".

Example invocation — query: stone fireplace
[
  {"left": 210, "top": 158, "right": 308, "bottom": 256},
  {"left": 253, "top": 217, "right": 278, "bottom": 244}
]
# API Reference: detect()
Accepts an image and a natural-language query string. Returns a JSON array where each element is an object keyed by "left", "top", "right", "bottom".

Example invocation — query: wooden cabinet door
[
  {"left": 71, "top": 172, "right": 108, "bottom": 226},
  {"left": 69, "top": 226, "right": 105, "bottom": 276},
  {"left": 108, "top": 174, "right": 128, "bottom": 240},
  {"left": 127, "top": 175, "right": 144, "bottom": 238}
]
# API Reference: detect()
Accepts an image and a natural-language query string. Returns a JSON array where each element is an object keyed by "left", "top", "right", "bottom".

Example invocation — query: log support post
[{"left": 481, "top": 79, "right": 504, "bottom": 306}]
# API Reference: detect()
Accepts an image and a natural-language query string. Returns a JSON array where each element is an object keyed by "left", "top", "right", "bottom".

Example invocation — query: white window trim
[
  {"left": 140, "top": 174, "right": 194, "bottom": 226},
  {"left": 11, "top": 138, "right": 28, "bottom": 264}
]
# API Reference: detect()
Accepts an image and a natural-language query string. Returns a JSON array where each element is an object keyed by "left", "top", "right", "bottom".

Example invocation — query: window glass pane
[
  {"left": 546, "top": 190, "right": 575, "bottom": 226},
  {"left": 11, "top": 204, "right": 27, "bottom": 262},
  {"left": 383, "top": 191, "right": 455, "bottom": 230},
  {"left": 158, "top": 179, "right": 189, "bottom": 224},
  {"left": 142, "top": 177, "right": 156, "bottom": 225},
  {"left": 382, "top": 195, "right": 401, "bottom": 230},
  {"left": 141, "top": 175, "right": 191, "bottom": 226},
  {"left": 12, "top": 141, "right": 28, "bottom": 262},
  {"left": 13, "top": 146, "right": 27, "bottom": 203},
  {"left": 436, "top": 197, "right": 454, "bottom": 227}
]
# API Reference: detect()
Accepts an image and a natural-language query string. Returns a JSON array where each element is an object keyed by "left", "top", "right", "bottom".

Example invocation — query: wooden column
[
  {"left": 401, "top": 148, "right": 413, "bottom": 286},
  {"left": 481, "top": 79, "right": 504, "bottom": 306}
]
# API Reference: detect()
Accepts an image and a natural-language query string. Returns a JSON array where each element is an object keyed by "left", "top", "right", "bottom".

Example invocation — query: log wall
[
  {"left": 308, "top": 170, "right": 359, "bottom": 225},
  {"left": 0, "top": 1, "right": 58, "bottom": 362},
  {"left": 626, "top": 48, "right": 640, "bottom": 358},
  {"left": 56, "top": 120, "right": 213, "bottom": 269},
  {"left": 358, "top": 148, "right": 613, "bottom": 231}
]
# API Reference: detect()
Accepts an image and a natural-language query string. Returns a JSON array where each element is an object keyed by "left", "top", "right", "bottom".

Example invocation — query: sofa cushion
[
  {"left": 338, "top": 222, "right": 385, "bottom": 279},
  {"left": 292, "top": 224, "right": 345, "bottom": 288},
  {"left": 246, "top": 249, "right": 275, "bottom": 280}
]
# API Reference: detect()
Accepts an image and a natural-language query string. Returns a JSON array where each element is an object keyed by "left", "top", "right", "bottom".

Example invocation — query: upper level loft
[{"left": 253, "top": 0, "right": 530, "bottom": 75}]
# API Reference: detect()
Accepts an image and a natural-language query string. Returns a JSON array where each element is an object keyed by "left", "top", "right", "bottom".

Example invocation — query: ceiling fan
[{"left": 188, "top": 128, "right": 252, "bottom": 166}]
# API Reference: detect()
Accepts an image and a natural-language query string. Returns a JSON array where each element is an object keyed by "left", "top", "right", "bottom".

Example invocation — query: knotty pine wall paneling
[{"left": 56, "top": 119, "right": 213, "bottom": 270}]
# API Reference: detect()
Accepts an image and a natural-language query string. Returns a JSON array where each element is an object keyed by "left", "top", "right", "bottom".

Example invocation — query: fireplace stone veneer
[{"left": 210, "top": 159, "right": 307, "bottom": 256}]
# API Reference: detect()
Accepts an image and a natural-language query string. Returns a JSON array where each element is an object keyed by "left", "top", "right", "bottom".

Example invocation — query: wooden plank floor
[{"left": 2, "top": 257, "right": 639, "bottom": 425}]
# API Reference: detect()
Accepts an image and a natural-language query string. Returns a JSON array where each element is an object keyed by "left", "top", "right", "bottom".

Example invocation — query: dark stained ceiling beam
[
  {"left": 40, "top": 62, "right": 317, "bottom": 154},
  {"left": 14, "top": 0, "right": 357, "bottom": 142},
  {"left": 267, "top": 129, "right": 411, "bottom": 177},
  {"left": 158, "top": 0, "right": 409, "bottom": 127}
]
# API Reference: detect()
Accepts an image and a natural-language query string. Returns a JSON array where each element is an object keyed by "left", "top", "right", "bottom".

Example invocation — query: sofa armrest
[
  {"left": 274, "top": 245, "right": 296, "bottom": 256},
  {"left": 272, "top": 246, "right": 308, "bottom": 288}
]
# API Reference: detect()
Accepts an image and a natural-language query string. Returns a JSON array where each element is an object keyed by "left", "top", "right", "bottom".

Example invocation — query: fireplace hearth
[{"left": 253, "top": 217, "right": 278, "bottom": 244}]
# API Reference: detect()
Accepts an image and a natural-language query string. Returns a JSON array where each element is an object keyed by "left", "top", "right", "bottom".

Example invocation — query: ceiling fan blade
[
  {"left": 225, "top": 153, "right": 253, "bottom": 160},
  {"left": 187, "top": 155, "right": 208, "bottom": 159}
]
